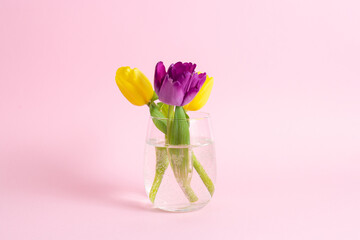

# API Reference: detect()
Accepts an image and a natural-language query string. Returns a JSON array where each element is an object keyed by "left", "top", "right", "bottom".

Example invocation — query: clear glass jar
[{"left": 144, "top": 112, "right": 216, "bottom": 212}]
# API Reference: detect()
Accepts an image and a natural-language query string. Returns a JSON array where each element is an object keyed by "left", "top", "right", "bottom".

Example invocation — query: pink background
[{"left": 1, "top": 0, "right": 360, "bottom": 239}]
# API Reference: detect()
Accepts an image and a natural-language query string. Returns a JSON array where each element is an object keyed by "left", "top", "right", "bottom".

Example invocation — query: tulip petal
[
  {"left": 181, "top": 88, "right": 199, "bottom": 106},
  {"left": 185, "top": 72, "right": 206, "bottom": 93},
  {"left": 171, "top": 62, "right": 196, "bottom": 81},
  {"left": 182, "top": 73, "right": 206, "bottom": 106},
  {"left": 177, "top": 71, "right": 192, "bottom": 90},
  {"left": 183, "top": 62, "right": 197, "bottom": 73},
  {"left": 189, "top": 63, "right": 197, "bottom": 73},
  {"left": 167, "top": 64, "right": 174, "bottom": 78},
  {"left": 184, "top": 76, "right": 214, "bottom": 111},
  {"left": 116, "top": 67, "right": 141, "bottom": 105},
  {"left": 158, "top": 75, "right": 184, "bottom": 106},
  {"left": 154, "top": 61, "right": 208, "bottom": 107},
  {"left": 132, "top": 68, "right": 154, "bottom": 103},
  {"left": 196, "top": 72, "right": 207, "bottom": 85},
  {"left": 115, "top": 66, "right": 154, "bottom": 106},
  {"left": 154, "top": 62, "right": 166, "bottom": 93}
]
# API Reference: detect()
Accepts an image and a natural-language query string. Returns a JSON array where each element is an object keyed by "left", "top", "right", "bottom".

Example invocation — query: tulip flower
[
  {"left": 183, "top": 75, "right": 214, "bottom": 111},
  {"left": 154, "top": 61, "right": 207, "bottom": 106},
  {"left": 115, "top": 62, "right": 215, "bottom": 205},
  {"left": 115, "top": 67, "right": 154, "bottom": 106}
]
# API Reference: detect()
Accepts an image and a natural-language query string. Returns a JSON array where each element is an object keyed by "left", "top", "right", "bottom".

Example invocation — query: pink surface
[{"left": 1, "top": 0, "right": 360, "bottom": 239}]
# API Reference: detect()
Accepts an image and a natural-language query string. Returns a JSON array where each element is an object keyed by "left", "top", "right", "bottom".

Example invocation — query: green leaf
[
  {"left": 158, "top": 102, "right": 169, "bottom": 117},
  {"left": 168, "top": 106, "right": 190, "bottom": 145},
  {"left": 184, "top": 110, "right": 189, "bottom": 120},
  {"left": 149, "top": 103, "right": 167, "bottom": 134},
  {"left": 184, "top": 109, "right": 190, "bottom": 127}
]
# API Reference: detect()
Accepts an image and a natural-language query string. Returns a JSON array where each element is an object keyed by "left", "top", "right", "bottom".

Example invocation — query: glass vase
[{"left": 144, "top": 112, "right": 216, "bottom": 212}]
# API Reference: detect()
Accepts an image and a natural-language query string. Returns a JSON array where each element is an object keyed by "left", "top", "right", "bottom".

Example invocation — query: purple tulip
[{"left": 154, "top": 61, "right": 207, "bottom": 106}]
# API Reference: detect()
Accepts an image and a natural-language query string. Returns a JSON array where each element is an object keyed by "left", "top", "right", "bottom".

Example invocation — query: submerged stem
[
  {"left": 192, "top": 152, "right": 215, "bottom": 196},
  {"left": 149, "top": 147, "right": 169, "bottom": 203},
  {"left": 182, "top": 184, "right": 198, "bottom": 202},
  {"left": 167, "top": 106, "right": 198, "bottom": 202},
  {"left": 148, "top": 104, "right": 214, "bottom": 203}
]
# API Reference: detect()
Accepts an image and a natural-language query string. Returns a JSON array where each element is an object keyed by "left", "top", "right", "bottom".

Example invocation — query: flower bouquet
[{"left": 115, "top": 61, "right": 216, "bottom": 212}]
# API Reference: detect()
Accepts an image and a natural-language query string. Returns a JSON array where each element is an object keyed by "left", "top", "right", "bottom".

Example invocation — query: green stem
[
  {"left": 182, "top": 184, "right": 198, "bottom": 202},
  {"left": 149, "top": 147, "right": 169, "bottom": 203},
  {"left": 166, "top": 105, "right": 174, "bottom": 137},
  {"left": 167, "top": 106, "right": 198, "bottom": 203},
  {"left": 192, "top": 152, "right": 215, "bottom": 196},
  {"left": 148, "top": 103, "right": 214, "bottom": 203}
]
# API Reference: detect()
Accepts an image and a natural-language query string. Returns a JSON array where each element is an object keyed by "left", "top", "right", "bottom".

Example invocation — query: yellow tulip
[
  {"left": 115, "top": 67, "right": 154, "bottom": 106},
  {"left": 183, "top": 75, "right": 214, "bottom": 111}
]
